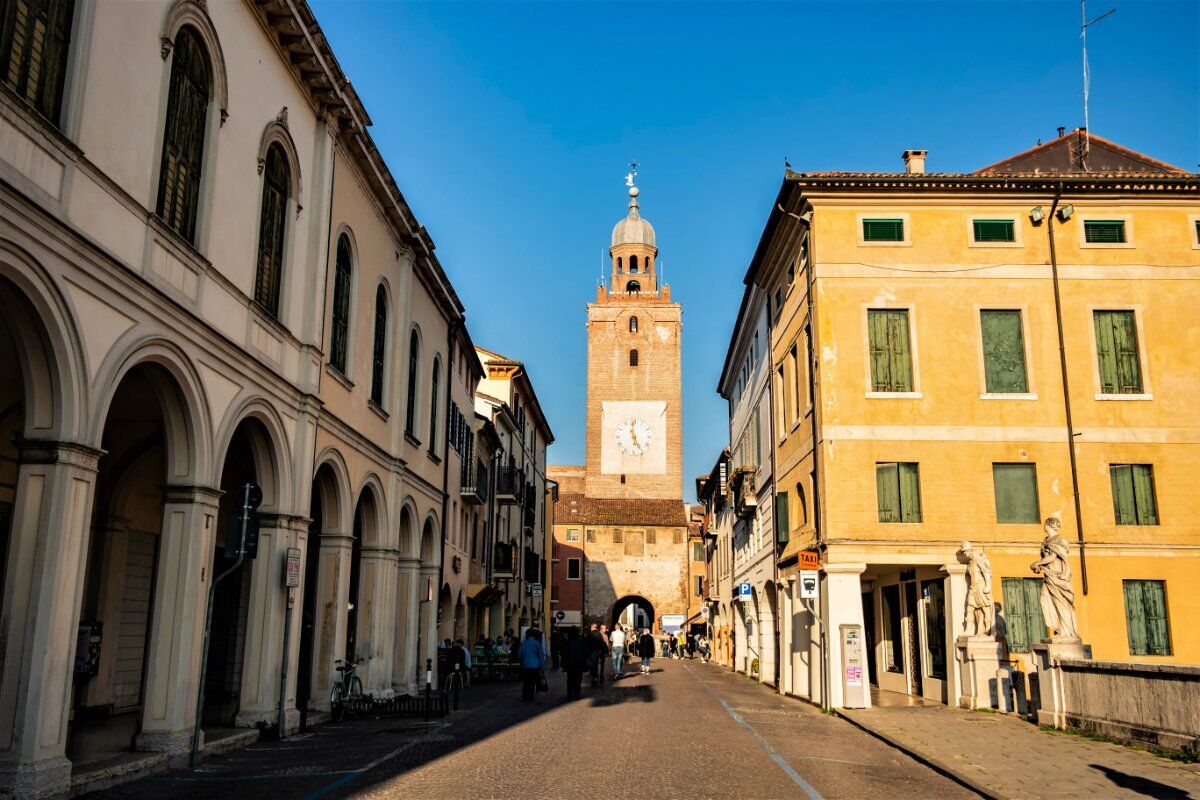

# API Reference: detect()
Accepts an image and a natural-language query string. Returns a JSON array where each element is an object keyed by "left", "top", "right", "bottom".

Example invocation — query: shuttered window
[
  {"left": 1084, "top": 220, "right": 1126, "bottom": 244},
  {"left": 1001, "top": 577, "right": 1044, "bottom": 653},
  {"left": 972, "top": 219, "right": 1015, "bottom": 243},
  {"left": 405, "top": 330, "right": 419, "bottom": 435},
  {"left": 253, "top": 144, "right": 289, "bottom": 318},
  {"left": 691, "top": 541, "right": 704, "bottom": 562},
  {"left": 156, "top": 27, "right": 210, "bottom": 244},
  {"left": 1194, "top": 219, "right": 1200, "bottom": 245},
  {"left": 1123, "top": 580, "right": 1170, "bottom": 656},
  {"left": 646, "top": 530, "right": 656, "bottom": 544},
  {"left": 370, "top": 285, "right": 386, "bottom": 405},
  {"left": 329, "top": 236, "right": 352, "bottom": 374},
  {"left": 993, "top": 463, "right": 1039, "bottom": 523},
  {"left": 612, "top": 529, "right": 623, "bottom": 544},
  {"left": 1093, "top": 310, "right": 1143, "bottom": 394},
  {"left": 1109, "top": 464, "right": 1158, "bottom": 525},
  {"left": 876, "top": 462, "right": 921, "bottom": 523},
  {"left": 1, "top": 0, "right": 74, "bottom": 122},
  {"left": 775, "top": 491, "right": 789, "bottom": 544},
  {"left": 868, "top": 309, "right": 914, "bottom": 392},
  {"left": 980, "top": 310, "right": 1028, "bottom": 393},
  {"left": 863, "top": 218, "right": 904, "bottom": 242}
]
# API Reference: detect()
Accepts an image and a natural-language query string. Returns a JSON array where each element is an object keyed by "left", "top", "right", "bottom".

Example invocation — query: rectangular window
[
  {"left": 694, "top": 576, "right": 704, "bottom": 597},
  {"left": 1, "top": 0, "right": 74, "bottom": 123},
  {"left": 1084, "top": 220, "right": 1127, "bottom": 244},
  {"left": 980, "top": 310, "right": 1028, "bottom": 393},
  {"left": 993, "top": 463, "right": 1039, "bottom": 523},
  {"left": 674, "top": 529, "right": 684, "bottom": 544},
  {"left": 691, "top": 541, "right": 704, "bottom": 562},
  {"left": 1194, "top": 219, "right": 1200, "bottom": 245},
  {"left": 646, "top": 530, "right": 657, "bottom": 545},
  {"left": 881, "top": 584, "right": 903, "bottom": 673},
  {"left": 1001, "top": 577, "right": 1045, "bottom": 653},
  {"left": 624, "top": 530, "right": 645, "bottom": 557},
  {"left": 867, "top": 309, "right": 914, "bottom": 392},
  {"left": 1093, "top": 311, "right": 1143, "bottom": 394},
  {"left": 585, "top": 528, "right": 596, "bottom": 543},
  {"left": 567, "top": 558, "right": 581, "bottom": 580},
  {"left": 774, "top": 491, "right": 789, "bottom": 544},
  {"left": 788, "top": 344, "right": 801, "bottom": 420},
  {"left": 972, "top": 219, "right": 1015, "bottom": 243},
  {"left": 863, "top": 218, "right": 905, "bottom": 242},
  {"left": 612, "top": 529, "right": 623, "bottom": 544},
  {"left": 921, "top": 579, "right": 946, "bottom": 680},
  {"left": 565, "top": 528, "right": 580, "bottom": 542},
  {"left": 876, "top": 462, "right": 921, "bottom": 523},
  {"left": 1123, "top": 580, "right": 1170, "bottom": 656},
  {"left": 1110, "top": 464, "right": 1159, "bottom": 525}
]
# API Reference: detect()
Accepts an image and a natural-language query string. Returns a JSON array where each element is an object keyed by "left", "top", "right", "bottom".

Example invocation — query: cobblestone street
[{"left": 85, "top": 659, "right": 973, "bottom": 800}]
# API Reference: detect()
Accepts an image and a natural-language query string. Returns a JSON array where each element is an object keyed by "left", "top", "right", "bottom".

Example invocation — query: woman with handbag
[{"left": 518, "top": 628, "right": 547, "bottom": 702}]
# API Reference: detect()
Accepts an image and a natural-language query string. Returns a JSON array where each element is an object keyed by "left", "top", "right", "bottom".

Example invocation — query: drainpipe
[
  {"left": 1047, "top": 184, "right": 1089, "bottom": 595},
  {"left": 437, "top": 320, "right": 463, "bottom": 644}
]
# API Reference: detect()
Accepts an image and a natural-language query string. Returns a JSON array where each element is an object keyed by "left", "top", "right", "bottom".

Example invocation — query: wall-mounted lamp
[
  {"left": 1057, "top": 204, "right": 1074, "bottom": 222},
  {"left": 1029, "top": 206, "right": 1045, "bottom": 224},
  {"left": 800, "top": 210, "right": 814, "bottom": 224}
]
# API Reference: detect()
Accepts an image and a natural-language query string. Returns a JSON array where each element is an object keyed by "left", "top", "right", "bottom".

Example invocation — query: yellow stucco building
[{"left": 748, "top": 131, "right": 1198, "bottom": 709}]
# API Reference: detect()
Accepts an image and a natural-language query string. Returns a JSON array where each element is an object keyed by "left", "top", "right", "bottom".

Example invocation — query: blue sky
[{"left": 310, "top": 0, "right": 1199, "bottom": 500}]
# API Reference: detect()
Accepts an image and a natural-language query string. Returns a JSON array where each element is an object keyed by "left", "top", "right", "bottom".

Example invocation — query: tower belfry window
[
  {"left": 617, "top": 257, "right": 623, "bottom": 273},
  {"left": 630, "top": 255, "right": 639, "bottom": 274},
  {"left": 630, "top": 349, "right": 638, "bottom": 366},
  {"left": 629, "top": 316, "right": 638, "bottom": 333},
  {"left": 627, "top": 280, "right": 640, "bottom": 293}
]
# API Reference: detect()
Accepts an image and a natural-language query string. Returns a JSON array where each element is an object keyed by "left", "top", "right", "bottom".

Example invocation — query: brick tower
[{"left": 584, "top": 175, "right": 683, "bottom": 500}]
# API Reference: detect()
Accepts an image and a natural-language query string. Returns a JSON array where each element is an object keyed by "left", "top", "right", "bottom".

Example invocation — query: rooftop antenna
[{"left": 1081, "top": 0, "right": 1116, "bottom": 170}]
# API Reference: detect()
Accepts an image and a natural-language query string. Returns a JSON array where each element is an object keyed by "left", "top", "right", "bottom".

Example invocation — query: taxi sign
[{"left": 798, "top": 550, "right": 820, "bottom": 570}]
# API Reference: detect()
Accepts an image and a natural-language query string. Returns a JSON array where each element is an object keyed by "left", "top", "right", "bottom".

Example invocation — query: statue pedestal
[
  {"left": 1031, "top": 638, "right": 1092, "bottom": 727},
  {"left": 956, "top": 635, "right": 1004, "bottom": 710}
]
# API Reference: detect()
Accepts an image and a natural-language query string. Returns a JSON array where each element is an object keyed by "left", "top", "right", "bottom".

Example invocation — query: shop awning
[{"left": 466, "top": 583, "right": 504, "bottom": 606}]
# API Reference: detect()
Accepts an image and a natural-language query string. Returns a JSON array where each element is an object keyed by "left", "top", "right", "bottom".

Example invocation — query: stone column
[
  {"left": 306, "top": 529, "right": 353, "bottom": 712},
  {"left": 779, "top": 579, "right": 794, "bottom": 695},
  {"left": 135, "top": 486, "right": 221, "bottom": 754},
  {"left": 0, "top": 440, "right": 101, "bottom": 800},
  {"left": 822, "top": 563, "right": 870, "bottom": 709},
  {"left": 419, "top": 565, "right": 439, "bottom": 685},
  {"left": 392, "top": 557, "right": 420, "bottom": 694},
  {"left": 733, "top": 602, "right": 748, "bottom": 674},
  {"left": 358, "top": 544, "right": 400, "bottom": 692},
  {"left": 941, "top": 563, "right": 968, "bottom": 709},
  {"left": 757, "top": 592, "right": 777, "bottom": 686},
  {"left": 236, "top": 514, "right": 307, "bottom": 730}
]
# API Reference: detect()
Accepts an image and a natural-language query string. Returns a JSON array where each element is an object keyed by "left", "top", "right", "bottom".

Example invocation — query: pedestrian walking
[
  {"left": 610, "top": 623, "right": 627, "bottom": 677},
  {"left": 660, "top": 636, "right": 670, "bottom": 658},
  {"left": 598, "top": 624, "right": 611, "bottom": 682},
  {"left": 698, "top": 634, "right": 710, "bottom": 663},
  {"left": 686, "top": 632, "right": 696, "bottom": 660},
  {"left": 675, "top": 631, "right": 686, "bottom": 659},
  {"left": 587, "top": 623, "right": 607, "bottom": 687},
  {"left": 518, "top": 628, "right": 546, "bottom": 702},
  {"left": 637, "top": 627, "right": 656, "bottom": 674},
  {"left": 562, "top": 628, "right": 588, "bottom": 700},
  {"left": 550, "top": 629, "right": 563, "bottom": 671}
]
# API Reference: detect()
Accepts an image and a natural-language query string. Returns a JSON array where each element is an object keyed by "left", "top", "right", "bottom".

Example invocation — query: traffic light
[{"left": 225, "top": 483, "right": 263, "bottom": 559}]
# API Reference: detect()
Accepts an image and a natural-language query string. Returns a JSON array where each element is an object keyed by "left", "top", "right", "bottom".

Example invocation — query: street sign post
[{"left": 736, "top": 582, "right": 752, "bottom": 602}]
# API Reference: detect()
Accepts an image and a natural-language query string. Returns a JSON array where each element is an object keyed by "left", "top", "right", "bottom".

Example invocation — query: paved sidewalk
[{"left": 838, "top": 701, "right": 1200, "bottom": 800}]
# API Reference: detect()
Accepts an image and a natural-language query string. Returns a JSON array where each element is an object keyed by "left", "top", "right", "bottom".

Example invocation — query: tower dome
[{"left": 611, "top": 185, "right": 656, "bottom": 248}]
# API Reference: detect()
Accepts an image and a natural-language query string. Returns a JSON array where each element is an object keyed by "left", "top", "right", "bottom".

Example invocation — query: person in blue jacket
[{"left": 518, "top": 628, "right": 546, "bottom": 702}]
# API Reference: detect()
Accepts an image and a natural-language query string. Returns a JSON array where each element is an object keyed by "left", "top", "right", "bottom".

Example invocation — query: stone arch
[
  {"left": 256, "top": 111, "right": 302, "bottom": 201},
  {"left": 89, "top": 336, "right": 212, "bottom": 483},
  {"left": 213, "top": 396, "right": 291, "bottom": 512},
  {"left": 0, "top": 239, "right": 87, "bottom": 439},
  {"left": 419, "top": 513, "right": 438, "bottom": 564},
  {"left": 611, "top": 595, "right": 655, "bottom": 631},
  {"left": 353, "top": 474, "right": 386, "bottom": 546},
  {"left": 160, "top": 0, "right": 228, "bottom": 121},
  {"left": 312, "top": 448, "right": 351, "bottom": 533},
  {"left": 398, "top": 497, "right": 419, "bottom": 557}
]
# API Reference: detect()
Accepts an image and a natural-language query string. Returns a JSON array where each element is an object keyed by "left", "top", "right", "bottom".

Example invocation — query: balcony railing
[
  {"left": 461, "top": 458, "right": 487, "bottom": 505},
  {"left": 496, "top": 465, "right": 522, "bottom": 505}
]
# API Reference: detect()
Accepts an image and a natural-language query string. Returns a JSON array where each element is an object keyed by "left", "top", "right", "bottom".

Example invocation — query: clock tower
[{"left": 584, "top": 174, "right": 683, "bottom": 500}]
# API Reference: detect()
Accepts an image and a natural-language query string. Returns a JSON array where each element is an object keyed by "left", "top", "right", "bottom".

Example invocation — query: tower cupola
[{"left": 609, "top": 168, "right": 659, "bottom": 294}]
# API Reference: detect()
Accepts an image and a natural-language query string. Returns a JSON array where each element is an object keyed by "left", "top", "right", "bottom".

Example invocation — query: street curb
[{"left": 831, "top": 709, "right": 1004, "bottom": 800}]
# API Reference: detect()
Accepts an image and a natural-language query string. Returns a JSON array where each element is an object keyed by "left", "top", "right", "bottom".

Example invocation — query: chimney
[{"left": 902, "top": 149, "right": 927, "bottom": 174}]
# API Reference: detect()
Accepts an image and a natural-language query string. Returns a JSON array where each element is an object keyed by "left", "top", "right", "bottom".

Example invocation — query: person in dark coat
[
  {"left": 586, "top": 623, "right": 608, "bottom": 687},
  {"left": 636, "top": 628, "right": 656, "bottom": 674},
  {"left": 561, "top": 628, "right": 589, "bottom": 700}
]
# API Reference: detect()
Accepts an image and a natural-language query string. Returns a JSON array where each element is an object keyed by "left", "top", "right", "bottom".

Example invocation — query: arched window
[
  {"left": 627, "top": 280, "right": 640, "bottom": 293},
  {"left": 646, "top": 257, "right": 652, "bottom": 271},
  {"left": 429, "top": 359, "right": 441, "bottom": 453},
  {"left": 405, "top": 330, "right": 420, "bottom": 436},
  {"left": 629, "top": 349, "right": 639, "bottom": 366},
  {"left": 796, "top": 482, "right": 808, "bottom": 526},
  {"left": 329, "top": 235, "right": 352, "bottom": 373},
  {"left": 616, "top": 257, "right": 623, "bottom": 274},
  {"left": 254, "top": 143, "right": 289, "bottom": 317},
  {"left": 629, "top": 316, "right": 638, "bottom": 333},
  {"left": 157, "top": 27, "right": 211, "bottom": 243},
  {"left": 1, "top": 0, "right": 75, "bottom": 122},
  {"left": 370, "top": 285, "right": 387, "bottom": 405},
  {"left": 629, "top": 255, "right": 639, "bottom": 273}
]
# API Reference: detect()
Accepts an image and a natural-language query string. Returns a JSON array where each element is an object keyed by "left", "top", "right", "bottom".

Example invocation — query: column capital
[
  {"left": 15, "top": 437, "right": 104, "bottom": 470},
  {"left": 940, "top": 563, "right": 968, "bottom": 577},
  {"left": 397, "top": 556, "right": 422, "bottom": 567},
  {"left": 419, "top": 564, "right": 440, "bottom": 575},
  {"left": 258, "top": 513, "right": 312, "bottom": 530},
  {"left": 822, "top": 562, "right": 867, "bottom": 576},
  {"left": 161, "top": 484, "right": 223, "bottom": 505}
]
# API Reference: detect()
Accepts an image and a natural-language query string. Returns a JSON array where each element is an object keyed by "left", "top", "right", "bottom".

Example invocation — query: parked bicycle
[{"left": 330, "top": 657, "right": 364, "bottom": 722}]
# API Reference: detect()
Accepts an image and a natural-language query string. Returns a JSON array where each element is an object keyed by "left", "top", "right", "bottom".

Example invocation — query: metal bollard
[
  {"left": 453, "top": 663, "right": 461, "bottom": 711},
  {"left": 425, "top": 658, "right": 433, "bottom": 722}
]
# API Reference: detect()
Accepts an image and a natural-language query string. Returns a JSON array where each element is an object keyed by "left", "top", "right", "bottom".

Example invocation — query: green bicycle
[{"left": 330, "top": 657, "right": 364, "bottom": 722}]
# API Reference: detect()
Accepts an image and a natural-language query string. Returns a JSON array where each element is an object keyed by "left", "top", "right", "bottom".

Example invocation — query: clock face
[{"left": 615, "top": 418, "right": 653, "bottom": 456}]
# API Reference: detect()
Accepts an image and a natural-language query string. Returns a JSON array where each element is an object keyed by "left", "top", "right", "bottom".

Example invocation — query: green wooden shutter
[
  {"left": 863, "top": 219, "right": 904, "bottom": 242},
  {"left": 1110, "top": 465, "right": 1136, "bottom": 525},
  {"left": 1094, "top": 311, "right": 1119, "bottom": 394},
  {"left": 973, "top": 219, "right": 1015, "bottom": 242},
  {"left": 1084, "top": 220, "right": 1126, "bottom": 243},
  {"left": 980, "top": 311, "right": 1028, "bottom": 393},
  {"left": 1023, "top": 578, "right": 1045, "bottom": 645},
  {"left": 993, "top": 464, "right": 1038, "bottom": 523},
  {"left": 1141, "top": 581, "right": 1170, "bottom": 656},
  {"left": 876, "top": 463, "right": 900, "bottom": 522},
  {"left": 775, "top": 491, "right": 789, "bottom": 544},
  {"left": 898, "top": 462, "right": 921, "bottom": 522},
  {"left": 868, "top": 311, "right": 891, "bottom": 391},
  {"left": 1124, "top": 580, "right": 1149, "bottom": 655},
  {"left": 887, "top": 311, "right": 914, "bottom": 392},
  {"left": 1132, "top": 465, "right": 1158, "bottom": 525},
  {"left": 1095, "top": 311, "right": 1142, "bottom": 394},
  {"left": 1002, "top": 578, "right": 1029, "bottom": 652}
]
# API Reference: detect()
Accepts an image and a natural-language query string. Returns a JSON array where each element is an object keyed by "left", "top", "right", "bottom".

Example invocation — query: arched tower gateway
[{"left": 584, "top": 177, "right": 683, "bottom": 500}]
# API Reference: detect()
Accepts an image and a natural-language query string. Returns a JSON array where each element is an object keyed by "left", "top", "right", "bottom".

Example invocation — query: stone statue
[
  {"left": 1030, "top": 517, "right": 1079, "bottom": 640},
  {"left": 959, "top": 541, "right": 994, "bottom": 637}
]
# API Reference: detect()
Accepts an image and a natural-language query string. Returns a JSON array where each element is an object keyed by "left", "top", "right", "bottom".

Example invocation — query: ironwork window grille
[
  {"left": 1, "top": 0, "right": 74, "bottom": 122},
  {"left": 329, "top": 236, "right": 352, "bottom": 374},
  {"left": 370, "top": 285, "right": 387, "bottom": 404},
  {"left": 156, "top": 27, "right": 210, "bottom": 244},
  {"left": 253, "top": 144, "right": 289, "bottom": 317}
]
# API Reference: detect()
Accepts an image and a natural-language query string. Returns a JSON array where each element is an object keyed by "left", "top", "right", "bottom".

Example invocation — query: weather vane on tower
[{"left": 625, "top": 159, "right": 639, "bottom": 188}]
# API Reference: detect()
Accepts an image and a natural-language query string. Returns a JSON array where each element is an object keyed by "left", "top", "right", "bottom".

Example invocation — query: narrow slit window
[
  {"left": 254, "top": 144, "right": 289, "bottom": 318},
  {"left": 629, "top": 349, "right": 638, "bottom": 366},
  {"left": 629, "top": 316, "right": 638, "bottom": 333},
  {"left": 329, "top": 235, "right": 352, "bottom": 374}
]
